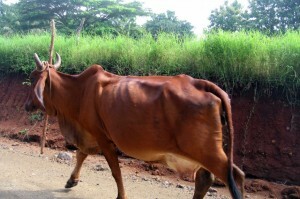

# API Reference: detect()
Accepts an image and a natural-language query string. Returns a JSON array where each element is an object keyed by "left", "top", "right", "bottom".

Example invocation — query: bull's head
[{"left": 25, "top": 53, "right": 61, "bottom": 112}]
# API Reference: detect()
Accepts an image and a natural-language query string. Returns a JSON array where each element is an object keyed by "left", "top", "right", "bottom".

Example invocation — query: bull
[{"left": 25, "top": 53, "right": 245, "bottom": 199}]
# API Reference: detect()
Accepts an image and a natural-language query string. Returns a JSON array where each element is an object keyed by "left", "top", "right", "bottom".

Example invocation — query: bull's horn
[
  {"left": 52, "top": 53, "right": 61, "bottom": 70},
  {"left": 34, "top": 53, "right": 45, "bottom": 71}
]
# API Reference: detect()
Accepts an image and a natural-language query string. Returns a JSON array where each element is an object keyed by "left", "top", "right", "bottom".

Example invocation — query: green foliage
[
  {"left": 209, "top": 0, "right": 300, "bottom": 34},
  {"left": 11, "top": 0, "right": 148, "bottom": 36},
  {"left": 246, "top": 0, "right": 279, "bottom": 33},
  {"left": 276, "top": 0, "right": 300, "bottom": 32},
  {"left": 0, "top": 1, "right": 19, "bottom": 35},
  {"left": 144, "top": 11, "right": 194, "bottom": 38},
  {"left": 29, "top": 111, "right": 43, "bottom": 123},
  {"left": 0, "top": 34, "right": 50, "bottom": 74},
  {"left": 18, "top": 128, "right": 29, "bottom": 135},
  {"left": 0, "top": 0, "right": 4, "bottom": 21},
  {"left": 201, "top": 31, "right": 300, "bottom": 91},
  {"left": 16, "top": 0, "right": 78, "bottom": 33},
  {"left": 209, "top": 0, "right": 245, "bottom": 32},
  {"left": 0, "top": 31, "right": 299, "bottom": 105}
]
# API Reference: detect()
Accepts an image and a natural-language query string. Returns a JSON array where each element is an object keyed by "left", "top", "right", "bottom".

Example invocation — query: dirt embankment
[
  {"left": 0, "top": 75, "right": 299, "bottom": 196},
  {"left": 232, "top": 94, "right": 300, "bottom": 185}
]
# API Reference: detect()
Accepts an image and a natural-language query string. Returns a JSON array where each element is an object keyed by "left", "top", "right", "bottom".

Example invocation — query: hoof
[{"left": 65, "top": 179, "right": 78, "bottom": 188}]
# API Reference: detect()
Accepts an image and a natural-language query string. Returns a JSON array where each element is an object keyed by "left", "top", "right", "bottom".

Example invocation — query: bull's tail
[
  {"left": 194, "top": 79, "right": 242, "bottom": 199},
  {"left": 228, "top": 168, "right": 242, "bottom": 199}
]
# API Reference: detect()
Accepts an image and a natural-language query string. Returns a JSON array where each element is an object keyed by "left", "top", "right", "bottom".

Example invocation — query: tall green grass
[{"left": 0, "top": 31, "right": 299, "bottom": 104}]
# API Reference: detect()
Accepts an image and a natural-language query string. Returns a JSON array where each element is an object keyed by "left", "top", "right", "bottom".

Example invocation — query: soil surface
[
  {"left": 0, "top": 75, "right": 300, "bottom": 199},
  {"left": 1, "top": 138, "right": 198, "bottom": 199},
  {"left": 0, "top": 136, "right": 286, "bottom": 199}
]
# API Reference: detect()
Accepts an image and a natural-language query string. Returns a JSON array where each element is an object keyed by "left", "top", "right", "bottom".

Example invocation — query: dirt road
[{"left": 0, "top": 138, "right": 238, "bottom": 199}]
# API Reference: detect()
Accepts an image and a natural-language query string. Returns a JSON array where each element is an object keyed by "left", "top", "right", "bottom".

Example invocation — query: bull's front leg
[
  {"left": 102, "top": 142, "right": 127, "bottom": 199},
  {"left": 65, "top": 150, "right": 88, "bottom": 188}
]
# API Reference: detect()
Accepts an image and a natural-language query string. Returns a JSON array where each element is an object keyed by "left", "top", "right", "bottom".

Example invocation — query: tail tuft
[{"left": 228, "top": 168, "right": 242, "bottom": 199}]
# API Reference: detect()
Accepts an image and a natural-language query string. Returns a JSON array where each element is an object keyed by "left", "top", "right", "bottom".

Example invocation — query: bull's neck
[{"left": 44, "top": 70, "right": 82, "bottom": 118}]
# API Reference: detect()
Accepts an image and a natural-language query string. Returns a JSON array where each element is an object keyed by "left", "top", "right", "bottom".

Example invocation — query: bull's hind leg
[
  {"left": 65, "top": 150, "right": 88, "bottom": 188},
  {"left": 201, "top": 154, "right": 243, "bottom": 199},
  {"left": 193, "top": 168, "right": 215, "bottom": 199},
  {"left": 233, "top": 164, "right": 245, "bottom": 198},
  {"left": 179, "top": 141, "right": 243, "bottom": 198}
]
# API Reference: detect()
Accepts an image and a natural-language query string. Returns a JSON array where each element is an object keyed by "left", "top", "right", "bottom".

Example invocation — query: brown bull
[{"left": 25, "top": 53, "right": 245, "bottom": 199}]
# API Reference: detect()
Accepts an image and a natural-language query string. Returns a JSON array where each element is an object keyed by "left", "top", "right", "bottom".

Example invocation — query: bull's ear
[{"left": 34, "top": 75, "right": 47, "bottom": 110}]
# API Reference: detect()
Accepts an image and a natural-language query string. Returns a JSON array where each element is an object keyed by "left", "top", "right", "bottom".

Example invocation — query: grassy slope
[{"left": 0, "top": 31, "right": 299, "bottom": 104}]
